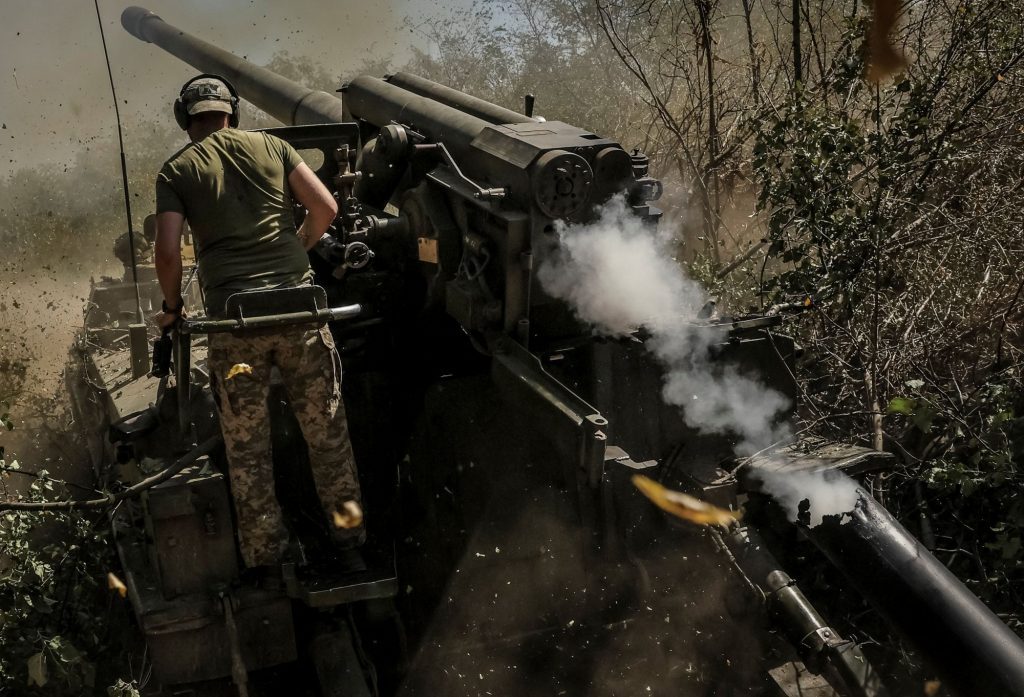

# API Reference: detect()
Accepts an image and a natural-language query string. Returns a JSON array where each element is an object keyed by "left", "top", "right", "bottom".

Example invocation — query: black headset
[{"left": 173, "top": 73, "right": 240, "bottom": 130}]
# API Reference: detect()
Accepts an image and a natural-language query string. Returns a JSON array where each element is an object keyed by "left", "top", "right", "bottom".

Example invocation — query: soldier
[
  {"left": 152, "top": 74, "right": 364, "bottom": 577},
  {"left": 112, "top": 229, "right": 151, "bottom": 281}
]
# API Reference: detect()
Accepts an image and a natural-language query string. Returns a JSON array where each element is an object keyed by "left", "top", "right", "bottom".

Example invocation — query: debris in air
[
  {"left": 224, "top": 363, "right": 253, "bottom": 380},
  {"left": 332, "top": 500, "right": 363, "bottom": 529},
  {"left": 107, "top": 571, "right": 128, "bottom": 598},
  {"left": 632, "top": 475, "right": 740, "bottom": 527},
  {"left": 865, "top": 0, "right": 907, "bottom": 82}
]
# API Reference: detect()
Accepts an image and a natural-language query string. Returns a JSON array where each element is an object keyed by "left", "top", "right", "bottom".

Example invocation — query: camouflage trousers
[{"left": 208, "top": 324, "right": 363, "bottom": 568}]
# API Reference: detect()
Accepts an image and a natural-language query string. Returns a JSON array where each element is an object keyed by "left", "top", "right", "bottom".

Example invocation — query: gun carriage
[{"left": 60, "top": 6, "right": 1024, "bottom": 696}]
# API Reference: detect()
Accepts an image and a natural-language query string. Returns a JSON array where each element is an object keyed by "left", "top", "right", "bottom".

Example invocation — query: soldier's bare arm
[
  {"left": 289, "top": 162, "right": 339, "bottom": 250},
  {"left": 154, "top": 211, "right": 185, "bottom": 328}
]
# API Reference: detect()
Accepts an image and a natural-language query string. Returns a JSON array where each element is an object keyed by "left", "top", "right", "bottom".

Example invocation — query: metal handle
[{"left": 180, "top": 304, "right": 362, "bottom": 335}]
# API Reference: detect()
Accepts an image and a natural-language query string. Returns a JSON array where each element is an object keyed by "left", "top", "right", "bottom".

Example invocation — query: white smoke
[
  {"left": 751, "top": 467, "right": 862, "bottom": 527},
  {"left": 536, "top": 197, "right": 707, "bottom": 336},
  {"left": 537, "top": 196, "right": 790, "bottom": 454}
]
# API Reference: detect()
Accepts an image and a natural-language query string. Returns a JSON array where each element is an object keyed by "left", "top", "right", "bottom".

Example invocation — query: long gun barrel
[
  {"left": 121, "top": 6, "right": 640, "bottom": 222},
  {"left": 385, "top": 72, "right": 535, "bottom": 125},
  {"left": 741, "top": 469, "right": 1024, "bottom": 697},
  {"left": 119, "top": 6, "right": 529, "bottom": 149},
  {"left": 120, "top": 6, "right": 345, "bottom": 125},
  {"left": 810, "top": 489, "right": 1024, "bottom": 697}
]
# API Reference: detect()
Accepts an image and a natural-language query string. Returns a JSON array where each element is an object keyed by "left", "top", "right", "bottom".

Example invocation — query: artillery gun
[{"left": 61, "top": 6, "right": 1024, "bottom": 696}]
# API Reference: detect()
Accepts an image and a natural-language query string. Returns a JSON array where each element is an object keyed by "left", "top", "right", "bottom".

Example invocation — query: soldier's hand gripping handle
[
  {"left": 151, "top": 325, "right": 174, "bottom": 378},
  {"left": 151, "top": 298, "right": 185, "bottom": 377}
]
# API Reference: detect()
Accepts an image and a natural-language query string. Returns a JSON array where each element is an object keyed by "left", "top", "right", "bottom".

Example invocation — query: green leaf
[
  {"left": 887, "top": 397, "right": 917, "bottom": 415},
  {"left": 911, "top": 406, "right": 936, "bottom": 433},
  {"left": 992, "top": 411, "right": 1013, "bottom": 427},
  {"left": 49, "top": 635, "right": 81, "bottom": 663},
  {"left": 108, "top": 679, "right": 141, "bottom": 697},
  {"left": 962, "top": 479, "right": 980, "bottom": 497}
]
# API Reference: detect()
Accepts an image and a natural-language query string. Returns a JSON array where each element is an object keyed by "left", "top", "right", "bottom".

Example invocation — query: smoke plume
[
  {"left": 537, "top": 196, "right": 790, "bottom": 455},
  {"left": 750, "top": 467, "right": 861, "bottom": 527}
]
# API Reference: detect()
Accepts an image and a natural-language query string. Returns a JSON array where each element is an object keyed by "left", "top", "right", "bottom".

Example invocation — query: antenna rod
[{"left": 94, "top": 0, "right": 144, "bottom": 324}]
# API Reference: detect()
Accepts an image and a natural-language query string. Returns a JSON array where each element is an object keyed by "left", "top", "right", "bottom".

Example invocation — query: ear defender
[
  {"left": 172, "top": 94, "right": 190, "bottom": 130},
  {"left": 173, "top": 73, "right": 240, "bottom": 130}
]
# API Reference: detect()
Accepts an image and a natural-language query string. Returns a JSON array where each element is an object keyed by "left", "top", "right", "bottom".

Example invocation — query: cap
[{"left": 181, "top": 77, "right": 234, "bottom": 116}]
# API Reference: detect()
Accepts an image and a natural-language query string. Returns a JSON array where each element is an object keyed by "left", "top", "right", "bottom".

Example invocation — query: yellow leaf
[
  {"left": 107, "top": 571, "right": 127, "bottom": 598},
  {"left": 332, "top": 500, "right": 364, "bottom": 529},
  {"left": 224, "top": 363, "right": 254, "bottom": 381},
  {"left": 923, "top": 680, "right": 942, "bottom": 696},
  {"left": 632, "top": 475, "right": 740, "bottom": 528}
]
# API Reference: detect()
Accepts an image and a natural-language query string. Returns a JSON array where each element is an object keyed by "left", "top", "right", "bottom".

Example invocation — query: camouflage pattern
[{"left": 207, "top": 324, "right": 363, "bottom": 568}]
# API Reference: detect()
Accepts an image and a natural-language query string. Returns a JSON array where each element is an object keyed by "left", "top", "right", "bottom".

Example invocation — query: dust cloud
[
  {"left": 0, "top": 0, "right": 433, "bottom": 173},
  {"left": 0, "top": 271, "right": 102, "bottom": 481},
  {"left": 537, "top": 196, "right": 791, "bottom": 455},
  {"left": 0, "top": 0, "right": 453, "bottom": 466}
]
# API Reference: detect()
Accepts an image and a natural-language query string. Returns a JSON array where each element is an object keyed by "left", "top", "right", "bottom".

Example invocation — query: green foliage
[
  {"left": 0, "top": 456, "right": 125, "bottom": 694},
  {"left": 886, "top": 389, "right": 937, "bottom": 434},
  {"left": 753, "top": 96, "right": 872, "bottom": 299},
  {"left": 743, "top": 0, "right": 1024, "bottom": 626},
  {"left": 107, "top": 679, "right": 141, "bottom": 697},
  {"left": 750, "top": 3, "right": 1024, "bottom": 423},
  {"left": 911, "top": 371, "right": 1024, "bottom": 617}
]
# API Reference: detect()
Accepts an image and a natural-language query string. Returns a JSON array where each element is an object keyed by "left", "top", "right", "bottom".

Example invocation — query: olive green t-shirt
[{"left": 156, "top": 129, "right": 313, "bottom": 316}]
